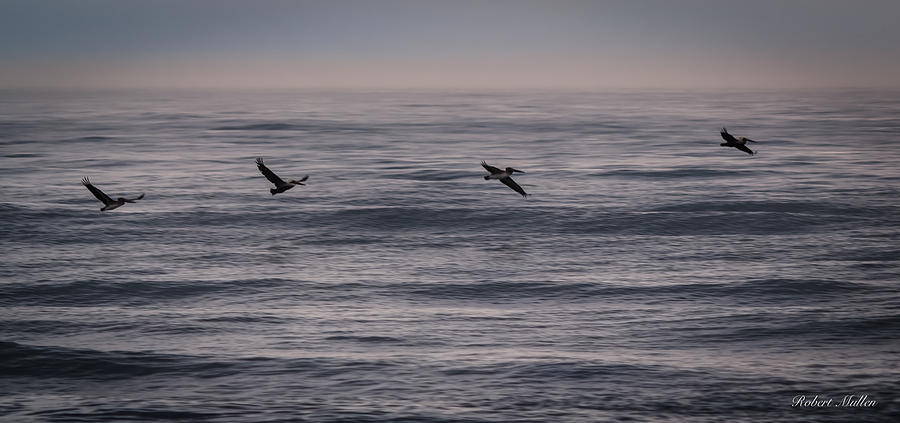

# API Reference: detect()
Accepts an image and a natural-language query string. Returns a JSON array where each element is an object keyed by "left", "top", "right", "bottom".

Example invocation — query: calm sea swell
[{"left": 1, "top": 90, "right": 898, "bottom": 422}]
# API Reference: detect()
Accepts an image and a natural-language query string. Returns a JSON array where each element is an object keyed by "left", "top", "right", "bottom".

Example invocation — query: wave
[
  {"left": 731, "top": 314, "right": 900, "bottom": 343},
  {"left": 284, "top": 204, "right": 868, "bottom": 236},
  {"left": 652, "top": 200, "right": 893, "bottom": 219},
  {"left": 672, "top": 312, "right": 900, "bottom": 345},
  {"left": 599, "top": 168, "right": 738, "bottom": 179},
  {"left": 211, "top": 121, "right": 375, "bottom": 133},
  {"left": 379, "top": 170, "right": 472, "bottom": 181},
  {"left": 197, "top": 314, "right": 288, "bottom": 324},
  {"left": 6, "top": 273, "right": 879, "bottom": 307},
  {"left": 406, "top": 278, "right": 883, "bottom": 303},
  {"left": 4, "top": 201, "right": 892, "bottom": 249},
  {"left": 73, "top": 136, "right": 114, "bottom": 141},
  {"left": 0, "top": 278, "right": 291, "bottom": 307},
  {"left": 213, "top": 123, "right": 307, "bottom": 131},
  {"left": 0, "top": 341, "right": 402, "bottom": 381},
  {"left": 440, "top": 360, "right": 684, "bottom": 379},
  {"left": 402, "top": 103, "right": 473, "bottom": 108},
  {"left": 208, "top": 118, "right": 633, "bottom": 136},
  {"left": 324, "top": 335, "right": 407, "bottom": 344},
  {"left": 0, "top": 341, "right": 229, "bottom": 380},
  {"left": 30, "top": 408, "right": 222, "bottom": 422},
  {"left": 3, "top": 152, "right": 43, "bottom": 158}
]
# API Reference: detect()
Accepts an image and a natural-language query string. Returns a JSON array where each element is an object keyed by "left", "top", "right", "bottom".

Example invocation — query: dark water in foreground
[{"left": 1, "top": 89, "right": 898, "bottom": 422}]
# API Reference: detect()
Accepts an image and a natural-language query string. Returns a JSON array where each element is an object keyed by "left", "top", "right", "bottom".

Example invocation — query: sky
[{"left": 2, "top": 0, "right": 899, "bottom": 90}]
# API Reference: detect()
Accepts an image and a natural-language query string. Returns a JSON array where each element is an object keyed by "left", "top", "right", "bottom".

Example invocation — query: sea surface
[{"left": 1, "top": 89, "right": 898, "bottom": 422}]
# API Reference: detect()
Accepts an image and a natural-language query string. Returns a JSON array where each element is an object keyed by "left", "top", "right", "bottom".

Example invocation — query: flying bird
[
  {"left": 256, "top": 157, "right": 308, "bottom": 195},
  {"left": 81, "top": 177, "right": 144, "bottom": 211},
  {"left": 720, "top": 127, "right": 757, "bottom": 155},
  {"left": 481, "top": 161, "right": 528, "bottom": 197}
]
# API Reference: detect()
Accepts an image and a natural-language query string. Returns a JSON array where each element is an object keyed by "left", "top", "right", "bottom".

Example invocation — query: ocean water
[{"left": 1, "top": 89, "right": 898, "bottom": 422}]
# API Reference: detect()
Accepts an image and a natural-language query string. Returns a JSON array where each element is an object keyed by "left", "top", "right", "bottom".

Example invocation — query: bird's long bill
[{"left": 510, "top": 168, "right": 525, "bottom": 173}]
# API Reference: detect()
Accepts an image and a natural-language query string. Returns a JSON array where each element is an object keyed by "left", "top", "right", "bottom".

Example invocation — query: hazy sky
[{"left": 2, "top": 0, "right": 899, "bottom": 89}]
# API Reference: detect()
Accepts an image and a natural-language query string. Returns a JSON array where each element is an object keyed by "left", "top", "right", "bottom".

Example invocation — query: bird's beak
[{"left": 511, "top": 168, "right": 525, "bottom": 173}]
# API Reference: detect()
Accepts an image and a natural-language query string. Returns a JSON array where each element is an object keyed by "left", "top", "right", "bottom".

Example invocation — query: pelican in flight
[
  {"left": 720, "top": 128, "right": 757, "bottom": 155},
  {"left": 481, "top": 161, "right": 528, "bottom": 197},
  {"left": 256, "top": 157, "right": 308, "bottom": 195},
  {"left": 81, "top": 177, "right": 144, "bottom": 211}
]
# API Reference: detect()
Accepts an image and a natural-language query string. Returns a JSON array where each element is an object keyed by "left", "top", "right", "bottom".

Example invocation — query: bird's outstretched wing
[
  {"left": 481, "top": 161, "right": 502, "bottom": 174},
  {"left": 500, "top": 176, "right": 528, "bottom": 197},
  {"left": 81, "top": 177, "right": 114, "bottom": 205},
  {"left": 123, "top": 193, "right": 144, "bottom": 203},
  {"left": 256, "top": 157, "right": 287, "bottom": 186},
  {"left": 735, "top": 144, "right": 755, "bottom": 155},
  {"left": 720, "top": 128, "right": 739, "bottom": 144},
  {"left": 287, "top": 175, "right": 309, "bottom": 185}
]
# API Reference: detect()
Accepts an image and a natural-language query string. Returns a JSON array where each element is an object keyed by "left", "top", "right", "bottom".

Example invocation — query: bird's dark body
[
  {"left": 721, "top": 142, "right": 754, "bottom": 155},
  {"left": 719, "top": 128, "right": 756, "bottom": 155},
  {"left": 270, "top": 186, "right": 294, "bottom": 195}
]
